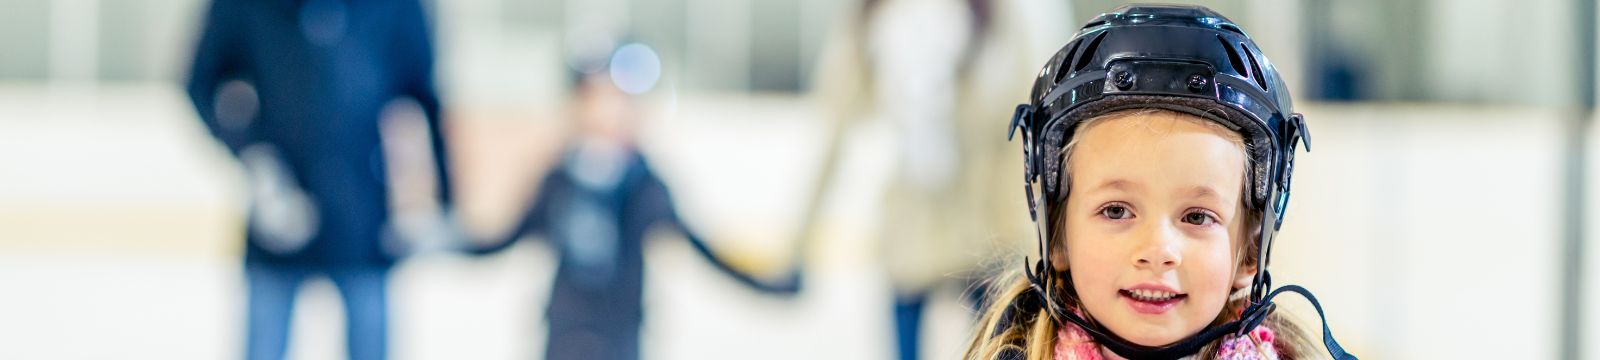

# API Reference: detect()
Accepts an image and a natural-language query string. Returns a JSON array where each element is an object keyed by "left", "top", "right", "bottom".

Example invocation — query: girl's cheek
[
  {"left": 1183, "top": 243, "right": 1237, "bottom": 287},
  {"left": 1181, "top": 220, "right": 1229, "bottom": 238},
  {"left": 1065, "top": 236, "right": 1105, "bottom": 271}
]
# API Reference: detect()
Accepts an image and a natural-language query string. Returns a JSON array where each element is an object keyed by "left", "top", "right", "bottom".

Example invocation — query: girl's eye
[
  {"left": 1099, "top": 204, "right": 1133, "bottom": 220},
  {"left": 1182, "top": 211, "right": 1216, "bottom": 226}
]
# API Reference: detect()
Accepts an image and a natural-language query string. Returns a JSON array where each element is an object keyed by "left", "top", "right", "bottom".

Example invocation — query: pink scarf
[{"left": 1052, "top": 321, "right": 1279, "bottom": 360}]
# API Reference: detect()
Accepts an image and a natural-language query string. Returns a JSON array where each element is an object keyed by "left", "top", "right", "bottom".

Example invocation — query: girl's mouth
[{"left": 1119, "top": 289, "right": 1187, "bottom": 314}]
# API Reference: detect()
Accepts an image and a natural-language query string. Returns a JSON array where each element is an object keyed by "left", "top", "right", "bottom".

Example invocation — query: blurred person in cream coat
[{"left": 798, "top": 0, "right": 1068, "bottom": 359}]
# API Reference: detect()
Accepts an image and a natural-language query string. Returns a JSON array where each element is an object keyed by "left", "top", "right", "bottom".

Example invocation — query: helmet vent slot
[
  {"left": 1055, "top": 40, "right": 1080, "bottom": 84},
  {"left": 1073, "top": 32, "right": 1107, "bottom": 72},
  {"left": 1218, "top": 35, "right": 1248, "bottom": 78},
  {"left": 1241, "top": 42, "right": 1269, "bottom": 90}
]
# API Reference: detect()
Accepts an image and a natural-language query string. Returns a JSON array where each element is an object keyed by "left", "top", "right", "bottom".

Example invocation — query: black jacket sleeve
[
  {"left": 185, "top": 0, "right": 251, "bottom": 157},
  {"left": 471, "top": 172, "right": 557, "bottom": 256},
  {"left": 640, "top": 170, "right": 801, "bottom": 295},
  {"left": 392, "top": 0, "right": 454, "bottom": 208}
]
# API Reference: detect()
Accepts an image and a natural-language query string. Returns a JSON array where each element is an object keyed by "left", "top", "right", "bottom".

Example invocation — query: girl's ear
[
  {"left": 1233, "top": 220, "right": 1264, "bottom": 290},
  {"left": 1050, "top": 207, "right": 1070, "bottom": 272},
  {"left": 1233, "top": 262, "right": 1256, "bottom": 290},
  {"left": 1050, "top": 240, "right": 1068, "bottom": 272}
]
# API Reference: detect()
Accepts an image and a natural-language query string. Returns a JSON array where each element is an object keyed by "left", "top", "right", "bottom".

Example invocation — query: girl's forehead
[
  {"left": 1069, "top": 113, "right": 1247, "bottom": 198},
  {"left": 1078, "top": 110, "right": 1242, "bottom": 141}
]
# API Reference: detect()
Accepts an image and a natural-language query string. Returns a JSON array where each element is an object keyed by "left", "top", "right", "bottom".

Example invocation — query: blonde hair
[{"left": 964, "top": 109, "right": 1317, "bottom": 360}]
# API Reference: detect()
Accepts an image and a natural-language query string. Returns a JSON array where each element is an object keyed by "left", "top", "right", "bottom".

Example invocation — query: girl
[{"left": 965, "top": 5, "right": 1355, "bottom": 360}]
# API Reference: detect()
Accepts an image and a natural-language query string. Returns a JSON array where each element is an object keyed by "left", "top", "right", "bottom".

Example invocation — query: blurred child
[
  {"left": 966, "top": 5, "right": 1355, "bottom": 360},
  {"left": 467, "top": 63, "right": 801, "bottom": 360}
]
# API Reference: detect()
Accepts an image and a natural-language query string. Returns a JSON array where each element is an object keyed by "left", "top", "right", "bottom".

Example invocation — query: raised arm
[
  {"left": 185, "top": 0, "right": 251, "bottom": 157},
  {"left": 468, "top": 172, "right": 557, "bottom": 256},
  {"left": 640, "top": 169, "right": 801, "bottom": 295},
  {"left": 392, "top": 0, "right": 454, "bottom": 208}
]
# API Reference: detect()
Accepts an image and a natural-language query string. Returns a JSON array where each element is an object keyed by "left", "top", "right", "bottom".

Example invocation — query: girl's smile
[{"left": 1119, "top": 283, "right": 1188, "bottom": 315}]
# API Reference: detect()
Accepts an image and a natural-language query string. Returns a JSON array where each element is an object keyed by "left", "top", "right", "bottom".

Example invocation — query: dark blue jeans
[
  {"left": 245, "top": 263, "right": 389, "bottom": 360},
  {"left": 894, "top": 292, "right": 928, "bottom": 360},
  {"left": 544, "top": 320, "right": 640, "bottom": 360}
]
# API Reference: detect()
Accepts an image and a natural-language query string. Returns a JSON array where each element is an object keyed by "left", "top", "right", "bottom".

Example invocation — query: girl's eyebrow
[
  {"left": 1185, "top": 185, "right": 1223, "bottom": 201},
  {"left": 1089, "top": 179, "right": 1141, "bottom": 193}
]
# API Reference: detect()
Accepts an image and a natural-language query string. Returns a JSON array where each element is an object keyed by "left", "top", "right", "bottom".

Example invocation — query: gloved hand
[
  {"left": 728, "top": 259, "right": 804, "bottom": 295},
  {"left": 240, "top": 144, "right": 319, "bottom": 255},
  {"left": 764, "top": 268, "right": 804, "bottom": 295},
  {"left": 382, "top": 207, "right": 470, "bottom": 257}
]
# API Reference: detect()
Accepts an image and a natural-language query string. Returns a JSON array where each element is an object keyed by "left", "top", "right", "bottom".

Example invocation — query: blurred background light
[{"left": 609, "top": 43, "right": 661, "bottom": 95}]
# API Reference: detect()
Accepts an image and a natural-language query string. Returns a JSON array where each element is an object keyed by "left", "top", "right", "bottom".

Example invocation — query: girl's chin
[
  {"left": 1120, "top": 331, "right": 1184, "bottom": 347},
  {"left": 1123, "top": 333, "right": 1183, "bottom": 348},
  {"left": 1088, "top": 299, "right": 1205, "bottom": 347},
  {"left": 1103, "top": 317, "right": 1189, "bottom": 347}
]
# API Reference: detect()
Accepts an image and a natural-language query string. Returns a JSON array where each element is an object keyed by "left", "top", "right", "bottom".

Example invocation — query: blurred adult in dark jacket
[
  {"left": 469, "top": 59, "right": 801, "bottom": 360},
  {"left": 184, "top": 0, "right": 454, "bottom": 359}
]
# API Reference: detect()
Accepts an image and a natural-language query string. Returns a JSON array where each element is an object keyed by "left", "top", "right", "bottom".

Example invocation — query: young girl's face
[{"left": 1062, "top": 111, "right": 1255, "bottom": 347}]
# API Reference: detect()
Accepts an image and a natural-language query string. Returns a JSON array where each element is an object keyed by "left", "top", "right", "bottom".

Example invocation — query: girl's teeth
[{"left": 1130, "top": 289, "right": 1175, "bottom": 301}]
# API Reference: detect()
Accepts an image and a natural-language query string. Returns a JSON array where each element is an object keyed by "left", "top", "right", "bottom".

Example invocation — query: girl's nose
[{"left": 1131, "top": 221, "right": 1182, "bottom": 270}]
